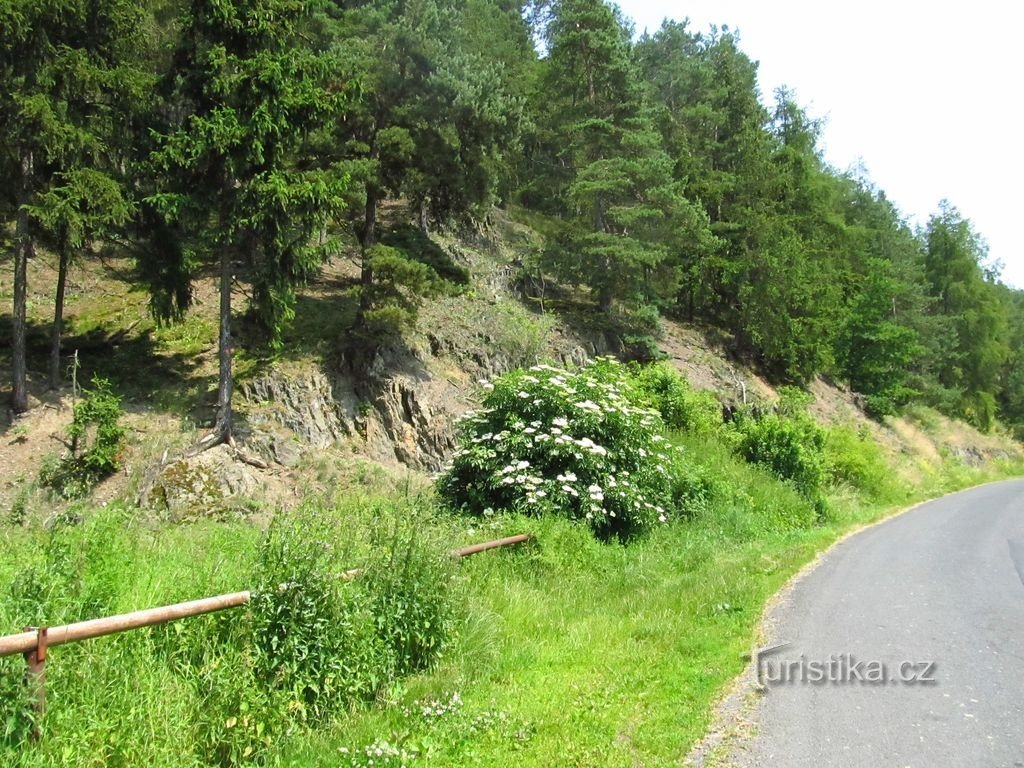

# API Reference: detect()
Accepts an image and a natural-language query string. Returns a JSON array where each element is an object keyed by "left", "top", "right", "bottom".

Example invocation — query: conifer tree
[
  {"left": 146, "top": 0, "right": 349, "bottom": 444},
  {"left": 537, "top": 0, "right": 710, "bottom": 313}
]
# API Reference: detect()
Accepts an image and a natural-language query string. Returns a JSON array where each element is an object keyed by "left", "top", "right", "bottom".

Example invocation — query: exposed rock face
[
  {"left": 358, "top": 345, "right": 466, "bottom": 469},
  {"left": 231, "top": 313, "right": 631, "bottom": 475},
  {"left": 240, "top": 370, "right": 358, "bottom": 448},
  {"left": 239, "top": 344, "right": 472, "bottom": 472}
]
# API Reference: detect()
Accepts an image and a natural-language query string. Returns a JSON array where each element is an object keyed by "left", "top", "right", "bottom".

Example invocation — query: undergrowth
[{"left": 2, "top": 361, "right": 1022, "bottom": 767}]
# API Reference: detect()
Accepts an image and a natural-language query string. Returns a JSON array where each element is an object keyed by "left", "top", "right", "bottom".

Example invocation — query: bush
[
  {"left": 39, "top": 377, "right": 125, "bottom": 500},
  {"left": 823, "top": 425, "right": 897, "bottom": 500},
  {"left": 361, "top": 509, "right": 457, "bottom": 677},
  {"left": 629, "top": 363, "right": 722, "bottom": 436},
  {"left": 732, "top": 410, "right": 828, "bottom": 516},
  {"left": 247, "top": 504, "right": 455, "bottom": 725},
  {"left": 437, "top": 358, "right": 685, "bottom": 539}
]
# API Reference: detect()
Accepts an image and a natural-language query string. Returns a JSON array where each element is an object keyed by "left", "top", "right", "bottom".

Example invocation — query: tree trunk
[
  {"left": 213, "top": 244, "right": 233, "bottom": 442},
  {"left": 11, "top": 148, "right": 32, "bottom": 414},
  {"left": 593, "top": 195, "right": 612, "bottom": 313},
  {"left": 417, "top": 197, "right": 429, "bottom": 234},
  {"left": 358, "top": 184, "right": 378, "bottom": 315},
  {"left": 49, "top": 240, "right": 69, "bottom": 391},
  {"left": 598, "top": 281, "right": 613, "bottom": 313}
]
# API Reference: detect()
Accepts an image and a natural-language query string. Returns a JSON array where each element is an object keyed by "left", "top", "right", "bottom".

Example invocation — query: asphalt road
[{"left": 731, "top": 479, "right": 1024, "bottom": 768}]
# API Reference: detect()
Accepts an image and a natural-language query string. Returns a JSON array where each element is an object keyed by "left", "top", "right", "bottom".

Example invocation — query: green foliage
[
  {"left": 0, "top": 499, "right": 459, "bottom": 766},
  {"left": 629, "top": 363, "right": 722, "bottom": 436},
  {"left": 923, "top": 202, "right": 1009, "bottom": 430},
  {"left": 39, "top": 377, "right": 125, "bottom": 500},
  {"left": 438, "top": 358, "right": 698, "bottom": 538},
  {"left": 731, "top": 408, "right": 828, "bottom": 516},
  {"left": 381, "top": 227, "right": 471, "bottom": 286},
  {"left": 358, "top": 245, "right": 445, "bottom": 337},
  {"left": 361, "top": 512, "right": 457, "bottom": 677},
  {"left": 248, "top": 504, "right": 455, "bottom": 727},
  {"left": 248, "top": 510, "right": 383, "bottom": 725},
  {"left": 823, "top": 424, "right": 900, "bottom": 502},
  {"left": 531, "top": 0, "right": 715, "bottom": 314},
  {"left": 143, "top": 0, "right": 351, "bottom": 380},
  {"left": 836, "top": 259, "right": 920, "bottom": 415}
]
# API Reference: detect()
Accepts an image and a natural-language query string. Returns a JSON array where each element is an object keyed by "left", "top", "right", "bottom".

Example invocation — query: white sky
[{"left": 617, "top": 0, "right": 1024, "bottom": 288}]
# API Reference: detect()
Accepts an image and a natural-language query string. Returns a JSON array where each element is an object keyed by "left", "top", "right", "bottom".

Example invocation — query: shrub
[
  {"left": 621, "top": 304, "right": 666, "bottom": 363},
  {"left": 629, "top": 363, "right": 722, "bottom": 436},
  {"left": 247, "top": 504, "right": 456, "bottom": 725},
  {"left": 824, "top": 424, "right": 898, "bottom": 501},
  {"left": 248, "top": 510, "right": 390, "bottom": 724},
  {"left": 437, "top": 358, "right": 684, "bottom": 539},
  {"left": 39, "top": 377, "right": 126, "bottom": 500},
  {"left": 732, "top": 410, "right": 828, "bottom": 516},
  {"left": 361, "top": 508, "right": 457, "bottom": 677}
]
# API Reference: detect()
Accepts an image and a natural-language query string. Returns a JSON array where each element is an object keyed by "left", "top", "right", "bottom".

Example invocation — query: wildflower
[
  {"left": 552, "top": 417, "right": 569, "bottom": 428},
  {"left": 524, "top": 427, "right": 536, "bottom": 434},
  {"left": 516, "top": 460, "right": 530, "bottom": 469},
  {"left": 658, "top": 514, "right": 667, "bottom": 523},
  {"left": 518, "top": 391, "right": 530, "bottom": 399}
]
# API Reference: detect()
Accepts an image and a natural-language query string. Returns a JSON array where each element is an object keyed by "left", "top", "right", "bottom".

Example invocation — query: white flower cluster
[
  {"left": 339, "top": 738, "right": 418, "bottom": 767},
  {"left": 419, "top": 690, "right": 462, "bottom": 720},
  {"left": 441, "top": 358, "right": 679, "bottom": 533}
]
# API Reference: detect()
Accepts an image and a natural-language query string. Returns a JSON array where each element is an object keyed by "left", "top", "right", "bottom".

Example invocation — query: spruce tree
[{"left": 146, "top": 0, "right": 349, "bottom": 444}]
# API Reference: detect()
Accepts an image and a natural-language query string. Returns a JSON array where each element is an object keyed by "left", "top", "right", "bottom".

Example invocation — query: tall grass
[
  {"left": 2, "top": 367, "right": 1021, "bottom": 766},
  {"left": 0, "top": 498, "right": 456, "bottom": 767}
]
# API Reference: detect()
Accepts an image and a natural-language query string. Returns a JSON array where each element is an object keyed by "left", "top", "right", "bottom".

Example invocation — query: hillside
[
  {"left": 4, "top": 207, "right": 1024, "bottom": 768},
  {"left": 2, "top": 207, "right": 1019, "bottom": 522}
]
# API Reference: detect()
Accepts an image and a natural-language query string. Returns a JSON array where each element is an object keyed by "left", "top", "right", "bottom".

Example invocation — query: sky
[{"left": 616, "top": 0, "right": 1024, "bottom": 288}]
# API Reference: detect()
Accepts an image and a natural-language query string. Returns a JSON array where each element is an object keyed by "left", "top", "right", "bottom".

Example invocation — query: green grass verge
[{"left": 3, "top": 429, "right": 1018, "bottom": 767}]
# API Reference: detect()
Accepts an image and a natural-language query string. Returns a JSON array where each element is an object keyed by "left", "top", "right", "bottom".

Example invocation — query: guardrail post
[{"left": 23, "top": 626, "right": 47, "bottom": 740}]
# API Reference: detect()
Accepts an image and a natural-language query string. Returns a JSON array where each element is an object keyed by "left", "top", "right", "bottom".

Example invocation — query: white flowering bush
[{"left": 437, "top": 358, "right": 681, "bottom": 538}]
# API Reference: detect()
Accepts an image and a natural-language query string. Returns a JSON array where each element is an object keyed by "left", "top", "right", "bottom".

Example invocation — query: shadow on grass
[{"left": 0, "top": 316, "right": 203, "bottom": 435}]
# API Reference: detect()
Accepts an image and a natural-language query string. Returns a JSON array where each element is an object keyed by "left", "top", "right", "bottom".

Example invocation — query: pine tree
[
  {"left": 320, "top": 0, "right": 521, "bottom": 342},
  {"left": 536, "top": 0, "right": 710, "bottom": 313}
]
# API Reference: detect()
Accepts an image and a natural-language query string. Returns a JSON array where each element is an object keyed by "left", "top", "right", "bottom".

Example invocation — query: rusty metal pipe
[
  {"left": 0, "top": 592, "right": 252, "bottom": 658},
  {"left": 0, "top": 533, "right": 532, "bottom": 659}
]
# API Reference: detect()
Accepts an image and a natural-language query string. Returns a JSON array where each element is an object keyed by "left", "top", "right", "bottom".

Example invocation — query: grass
[
  {"left": 3, "top": 424, "right": 1019, "bottom": 768},
  {"left": 277, "top": 434, "right": 1022, "bottom": 767}
]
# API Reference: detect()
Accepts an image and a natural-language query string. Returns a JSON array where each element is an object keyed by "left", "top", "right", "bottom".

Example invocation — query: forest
[{"left": 3, "top": 0, "right": 1023, "bottom": 436}]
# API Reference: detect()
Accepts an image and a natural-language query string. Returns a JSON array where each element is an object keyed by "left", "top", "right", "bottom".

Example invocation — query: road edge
[{"left": 682, "top": 476, "right": 1024, "bottom": 767}]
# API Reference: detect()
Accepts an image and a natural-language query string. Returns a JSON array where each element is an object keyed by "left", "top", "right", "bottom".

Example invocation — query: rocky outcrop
[
  {"left": 240, "top": 369, "right": 359, "bottom": 448},
  {"left": 239, "top": 344, "right": 472, "bottom": 472},
  {"left": 146, "top": 444, "right": 264, "bottom": 519}
]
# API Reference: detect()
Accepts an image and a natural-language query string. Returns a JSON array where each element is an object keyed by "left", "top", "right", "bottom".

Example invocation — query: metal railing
[{"left": 0, "top": 532, "right": 531, "bottom": 735}]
